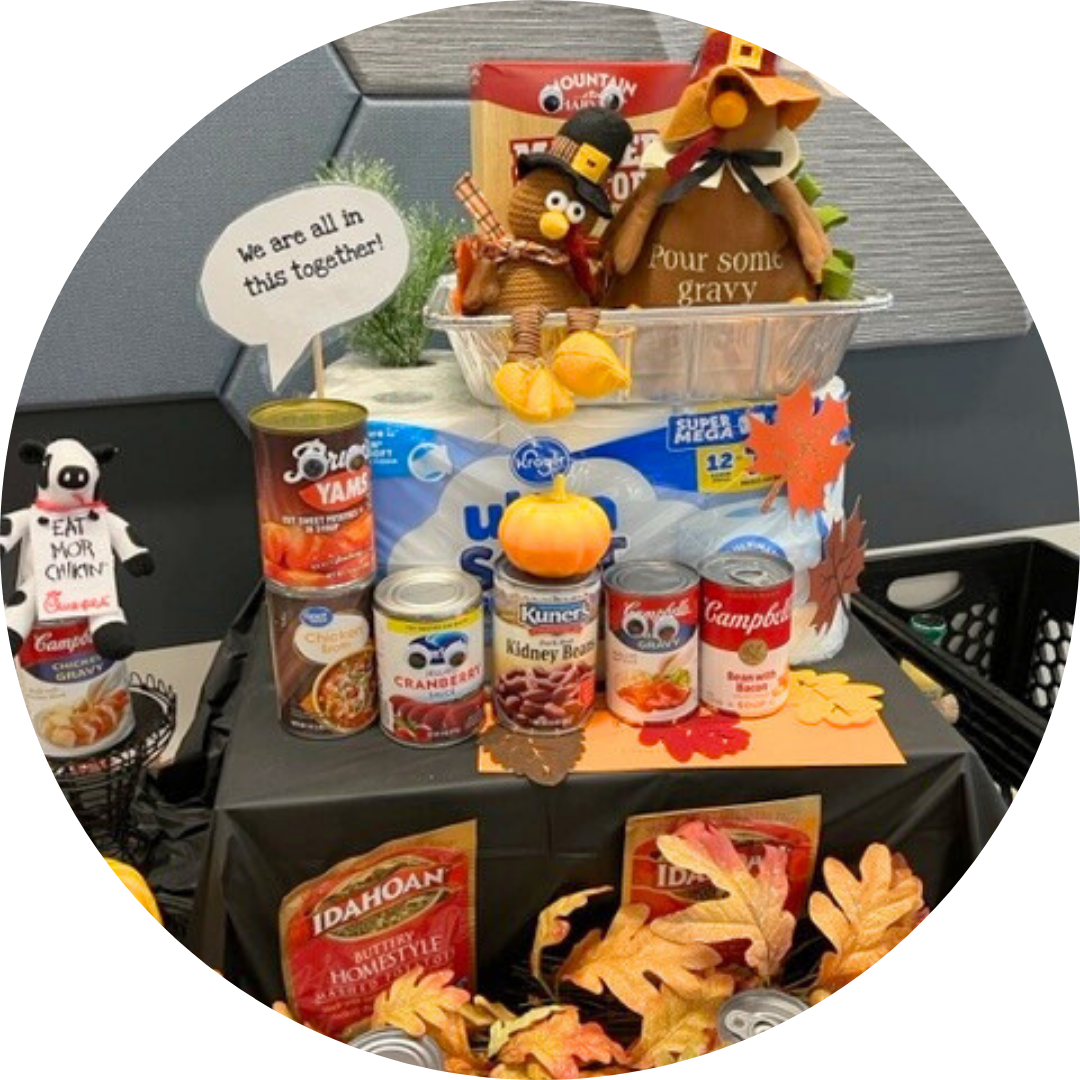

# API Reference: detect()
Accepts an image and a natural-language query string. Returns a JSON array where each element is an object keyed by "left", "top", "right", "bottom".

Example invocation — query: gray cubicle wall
[{"left": 6, "top": 3, "right": 1076, "bottom": 649}]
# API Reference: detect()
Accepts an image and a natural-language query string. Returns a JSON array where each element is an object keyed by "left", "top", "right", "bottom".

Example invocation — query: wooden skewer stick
[{"left": 312, "top": 332, "right": 326, "bottom": 398}]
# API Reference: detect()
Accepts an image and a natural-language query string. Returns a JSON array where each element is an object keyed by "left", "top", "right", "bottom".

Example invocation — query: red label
[
  {"left": 18, "top": 620, "right": 94, "bottom": 667},
  {"left": 471, "top": 60, "right": 691, "bottom": 118},
  {"left": 701, "top": 580, "right": 793, "bottom": 649},
  {"left": 297, "top": 468, "right": 370, "bottom": 513},
  {"left": 608, "top": 587, "right": 699, "bottom": 651}
]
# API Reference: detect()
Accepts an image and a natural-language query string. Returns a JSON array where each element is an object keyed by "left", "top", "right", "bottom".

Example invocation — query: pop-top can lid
[
  {"left": 717, "top": 989, "right": 807, "bottom": 1042},
  {"left": 495, "top": 555, "right": 601, "bottom": 591},
  {"left": 248, "top": 398, "right": 367, "bottom": 435},
  {"left": 348, "top": 1027, "right": 445, "bottom": 1066},
  {"left": 375, "top": 567, "right": 482, "bottom": 621},
  {"left": 604, "top": 559, "right": 699, "bottom": 597},
  {"left": 699, "top": 552, "right": 794, "bottom": 591}
]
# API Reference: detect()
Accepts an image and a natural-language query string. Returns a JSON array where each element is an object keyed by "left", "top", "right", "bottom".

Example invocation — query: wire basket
[
  {"left": 854, "top": 540, "right": 1077, "bottom": 795},
  {"left": 50, "top": 674, "right": 176, "bottom": 859}
]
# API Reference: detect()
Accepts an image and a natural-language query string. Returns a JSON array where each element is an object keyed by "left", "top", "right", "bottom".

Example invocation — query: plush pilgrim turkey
[
  {"left": 1, "top": 439, "right": 154, "bottom": 659},
  {"left": 604, "top": 31, "right": 830, "bottom": 307}
]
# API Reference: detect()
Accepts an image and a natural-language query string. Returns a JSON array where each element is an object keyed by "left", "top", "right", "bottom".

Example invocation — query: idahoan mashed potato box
[{"left": 470, "top": 60, "right": 692, "bottom": 226}]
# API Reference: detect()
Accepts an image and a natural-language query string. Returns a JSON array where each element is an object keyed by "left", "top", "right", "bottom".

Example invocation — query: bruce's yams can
[{"left": 699, "top": 553, "right": 793, "bottom": 717}]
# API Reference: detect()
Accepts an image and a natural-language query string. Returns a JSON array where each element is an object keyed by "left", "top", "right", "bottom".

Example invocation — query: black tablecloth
[{"left": 188, "top": 604, "right": 1007, "bottom": 1002}]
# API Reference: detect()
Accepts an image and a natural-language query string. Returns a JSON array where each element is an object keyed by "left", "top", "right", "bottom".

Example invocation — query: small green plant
[{"left": 317, "top": 157, "right": 461, "bottom": 366}]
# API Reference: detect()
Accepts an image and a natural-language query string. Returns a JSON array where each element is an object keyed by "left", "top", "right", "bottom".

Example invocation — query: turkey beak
[
  {"left": 709, "top": 89, "right": 750, "bottom": 130},
  {"left": 539, "top": 210, "right": 570, "bottom": 241}
]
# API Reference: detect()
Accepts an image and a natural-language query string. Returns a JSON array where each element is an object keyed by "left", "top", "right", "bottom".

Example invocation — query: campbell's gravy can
[
  {"left": 604, "top": 560, "right": 700, "bottom": 725},
  {"left": 266, "top": 581, "right": 377, "bottom": 738},
  {"left": 249, "top": 399, "right": 374, "bottom": 590},
  {"left": 699, "top": 553, "right": 794, "bottom": 718}
]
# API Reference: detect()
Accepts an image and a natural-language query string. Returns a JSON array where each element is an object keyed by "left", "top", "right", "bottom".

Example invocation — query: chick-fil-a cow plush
[{"left": 1, "top": 439, "right": 154, "bottom": 659}]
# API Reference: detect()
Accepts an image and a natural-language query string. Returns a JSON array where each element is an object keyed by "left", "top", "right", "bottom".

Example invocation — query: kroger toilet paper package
[{"left": 331, "top": 354, "right": 851, "bottom": 664}]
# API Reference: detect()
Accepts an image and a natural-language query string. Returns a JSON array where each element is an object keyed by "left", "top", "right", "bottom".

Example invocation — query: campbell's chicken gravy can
[
  {"left": 249, "top": 399, "right": 375, "bottom": 591},
  {"left": 604, "top": 560, "right": 699, "bottom": 725},
  {"left": 699, "top": 553, "right": 794, "bottom": 718}
]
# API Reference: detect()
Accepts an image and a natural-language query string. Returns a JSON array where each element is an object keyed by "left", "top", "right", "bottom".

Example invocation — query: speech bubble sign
[{"left": 199, "top": 183, "right": 410, "bottom": 388}]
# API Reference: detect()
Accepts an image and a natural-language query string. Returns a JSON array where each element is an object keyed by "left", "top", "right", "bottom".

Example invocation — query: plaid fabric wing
[{"left": 455, "top": 173, "right": 506, "bottom": 241}]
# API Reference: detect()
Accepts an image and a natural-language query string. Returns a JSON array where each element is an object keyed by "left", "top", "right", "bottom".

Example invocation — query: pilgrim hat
[
  {"left": 665, "top": 29, "right": 821, "bottom": 143},
  {"left": 517, "top": 106, "right": 633, "bottom": 218}
]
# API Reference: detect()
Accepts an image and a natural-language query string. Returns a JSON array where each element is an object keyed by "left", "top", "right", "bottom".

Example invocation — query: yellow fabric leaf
[
  {"left": 489, "top": 1007, "right": 566, "bottom": 1058},
  {"left": 463, "top": 995, "right": 517, "bottom": 1030},
  {"left": 496, "top": 1006, "right": 629, "bottom": 1080},
  {"left": 633, "top": 971, "right": 734, "bottom": 1068},
  {"left": 371, "top": 966, "right": 473, "bottom": 1060},
  {"left": 530, "top": 887, "right": 612, "bottom": 986},
  {"left": 651, "top": 823, "right": 795, "bottom": 981},
  {"left": 789, "top": 669, "right": 884, "bottom": 728},
  {"left": 558, "top": 903, "right": 719, "bottom": 1015},
  {"left": 809, "top": 844, "right": 926, "bottom": 993}
]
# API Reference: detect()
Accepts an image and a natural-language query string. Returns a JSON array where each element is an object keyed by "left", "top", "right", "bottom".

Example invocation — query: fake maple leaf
[
  {"left": 808, "top": 501, "right": 867, "bottom": 631},
  {"left": 481, "top": 724, "right": 585, "bottom": 786},
  {"left": 371, "top": 967, "right": 473, "bottom": 1060},
  {"left": 638, "top": 710, "right": 750, "bottom": 763},
  {"left": 809, "top": 844, "right": 927, "bottom": 994},
  {"left": 632, "top": 971, "right": 735, "bottom": 1068},
  {"left": 789, "top": 669, "right": 884, "bottom": 728},
  {"left": 651, "top": 822, "right": 795, "bottom": 982},
  {"left": 462, "top": 995, "right": 517, "bottom": 1031},
  {"left": 559, "top": 903, "right": 719, "bottom": 1014},
  {"left": 530, "top": 888, "right": 612, "bottom": 990},
  {"left": 747, "top": 382, "right": 852, "bottom": 515},
  {"left": 496, "top": 1006, "right": 629, "bottom": 1080}
]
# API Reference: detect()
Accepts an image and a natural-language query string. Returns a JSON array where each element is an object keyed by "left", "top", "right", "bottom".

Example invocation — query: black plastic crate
[{"left": 854, "top": 539, "right": 1077, "bottom": 794}]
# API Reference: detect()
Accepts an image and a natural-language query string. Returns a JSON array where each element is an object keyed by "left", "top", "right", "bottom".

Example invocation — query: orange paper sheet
[{"left": 479, "top": 675, "right": 905, "bottom": 774}]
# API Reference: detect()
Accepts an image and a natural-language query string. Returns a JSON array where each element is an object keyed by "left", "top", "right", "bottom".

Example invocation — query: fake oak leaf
[
  {"left": 651, "top": 822, "right": 794, "bottom": 982},
  {"left": 746, "top": 382, "right": 852, "bottom": 515},
  {"left": 481, "top": 723, "right": 585, "bottom": 786},
  {"left": 559, "top": 903, "right": 718, "bottom": 1015},
  {"left": 809, "top": 844, "right": 927, "bottom": 994},
  {"left": 633, "top": 971, "right": 735, "bottom": 1068},
  {"left": 789, "top": 669, "right": 884, "bottom": 728},
  {"left": 371, "top": 967, "right": 472, "bottom": 1060},
  {"left": 496, "top": 1006, "right": 629, "bottom": 1080},
  {"left": 808, "top": 500, "right": 867, "bottom": 632},
  {"left": 637, "top": 710, "right": 750, "bottom": 763},
  {"left": 530, "top": 888, "right": 612, "bottom": 988}
]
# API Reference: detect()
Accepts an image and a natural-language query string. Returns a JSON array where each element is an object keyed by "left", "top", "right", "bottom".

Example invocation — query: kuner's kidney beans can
[
  {"left": 604, "top": 560, "right": 700, "bottom": 725},
  {"left": 266, "top": 581, "right": 377, "bottom": 738},
  {"left": 493, "top": 556, "right": 601, "bottom": 735},
  {"left": 249, "top": 399, "right": 375, "bottom": 591},
  {"left": 17, "top": 620, "right": 134, "bottom": 758},
  {"left": 699, "top": 552, "right": 794, "bottom": 718},
  {"left": 374, "top": 568, "right": 485, "bottom": 747}
]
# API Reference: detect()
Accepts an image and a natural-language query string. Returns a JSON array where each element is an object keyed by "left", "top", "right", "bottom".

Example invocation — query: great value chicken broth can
[
  {"left": 266, "top": 581, "right": 377, "bottom": 738},
  {"left": 250, "top": 399, "right": 375, "bottom": 590},
  {"left": 604, "top": 560, "right": 699, "bottom": 725},
  {"left": 373, "top": 568, "right": 486, "bottom": 747},
  {"left": 699, "top": 553, "right": 794, "bottom": 717},
  {"left": 493, "top": 556, "right": 601, "bottom": 735}
]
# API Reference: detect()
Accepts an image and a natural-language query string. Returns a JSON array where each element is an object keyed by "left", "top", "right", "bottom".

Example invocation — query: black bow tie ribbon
[{"left": 662, "top": 146, "right": 785, "bottom": 215}]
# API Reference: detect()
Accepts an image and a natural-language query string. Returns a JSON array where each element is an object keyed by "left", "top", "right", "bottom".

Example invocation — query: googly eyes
[
  {"left": 545, "top": 190, "right": 569, "bottom": 212},
  {"left": 299, "top": 454, "right": 328, "bottom": 481},
  {"left": 600, "top": 80, "right": 626, "bottom": 111},
  {"left": 566, "top": 201, "right": 587, "bottom": 225},
  {"left": 654, "top": 614, "right": 680, "bottom": 643},
  {"left": 538, "top": 83, "right": 564, "bottom": 114},
  {"left": 344, "top": 445, "right": 367, "bottom": 472},
  {"left": 623, "top": 613, "right": 649, "bottom": 638}
]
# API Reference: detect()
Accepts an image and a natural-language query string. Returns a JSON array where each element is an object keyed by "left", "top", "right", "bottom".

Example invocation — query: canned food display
[
  {"left": 374, "top": 568, "right": 485, "bottom": 747},
  {"left": 604, "top": 560, "right": 700, "bottom": 725},
  {"left": 17, "top": 620, "right": 134, "bottom": 758},
  {"left": 699, "top": 553, "right": 794, "bottom": 718},
  {"left": 717, "top": 989, "right": 807, "bottom": 1043},
  {"left": 493, "top": 556, "right": 601, "bottom": 735},
  {"left": 266, "top": 582, "right": 377, "bottom": 738},
  {"left": 348, "top": 1027, "right": 446, "bottom": 1067},
  {"left": 250, "top": 399, "right": 375, "bottom": 591}
]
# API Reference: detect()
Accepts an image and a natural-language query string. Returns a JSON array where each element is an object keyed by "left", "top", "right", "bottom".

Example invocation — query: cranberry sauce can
[
  {"left": 493, "top": 556, "right": 601, "bottom": 736},
  {"left": 604, "top": 560, "right": 700, "bottom": 725},
  {"left": 17, "top": 619, "right": 134, "bottom": 758},
  {"left": 373, "top": 568, "right": 486, "bottom": 747},
  {"left": 267, "top": 581, "right": 377, "bottom": 738},
  {"left": 249, "top": 399, "right": 375, "bottom": 591},
  {"left": 699, "top": 553, "right": 794, "bottom": 718}
]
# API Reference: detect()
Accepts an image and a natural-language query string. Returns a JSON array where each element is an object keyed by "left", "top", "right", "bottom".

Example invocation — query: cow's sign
[{"left": 199, "top": 184, "right": 410, "bottom": 389}]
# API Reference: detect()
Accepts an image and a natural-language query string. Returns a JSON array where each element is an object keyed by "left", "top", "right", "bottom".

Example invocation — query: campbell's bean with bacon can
[
  {"left": 604, "top": 560, "right": 699, "bottom": 725},
  {"left": 699, "top": 553, "right": 794, "bottom": 718},
  {"left": 249, "top": 399, "right": 375, "bottom": 591}
]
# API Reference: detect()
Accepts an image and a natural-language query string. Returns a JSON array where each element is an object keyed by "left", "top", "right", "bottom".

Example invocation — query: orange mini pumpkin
[{"left": 498, "top": 473, "right": 612, "bottom": 578}]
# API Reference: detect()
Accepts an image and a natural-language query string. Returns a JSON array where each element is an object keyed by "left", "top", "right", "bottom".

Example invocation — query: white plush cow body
[{"left": 1, "top": 439, "right": 154, "bottom": 659}]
